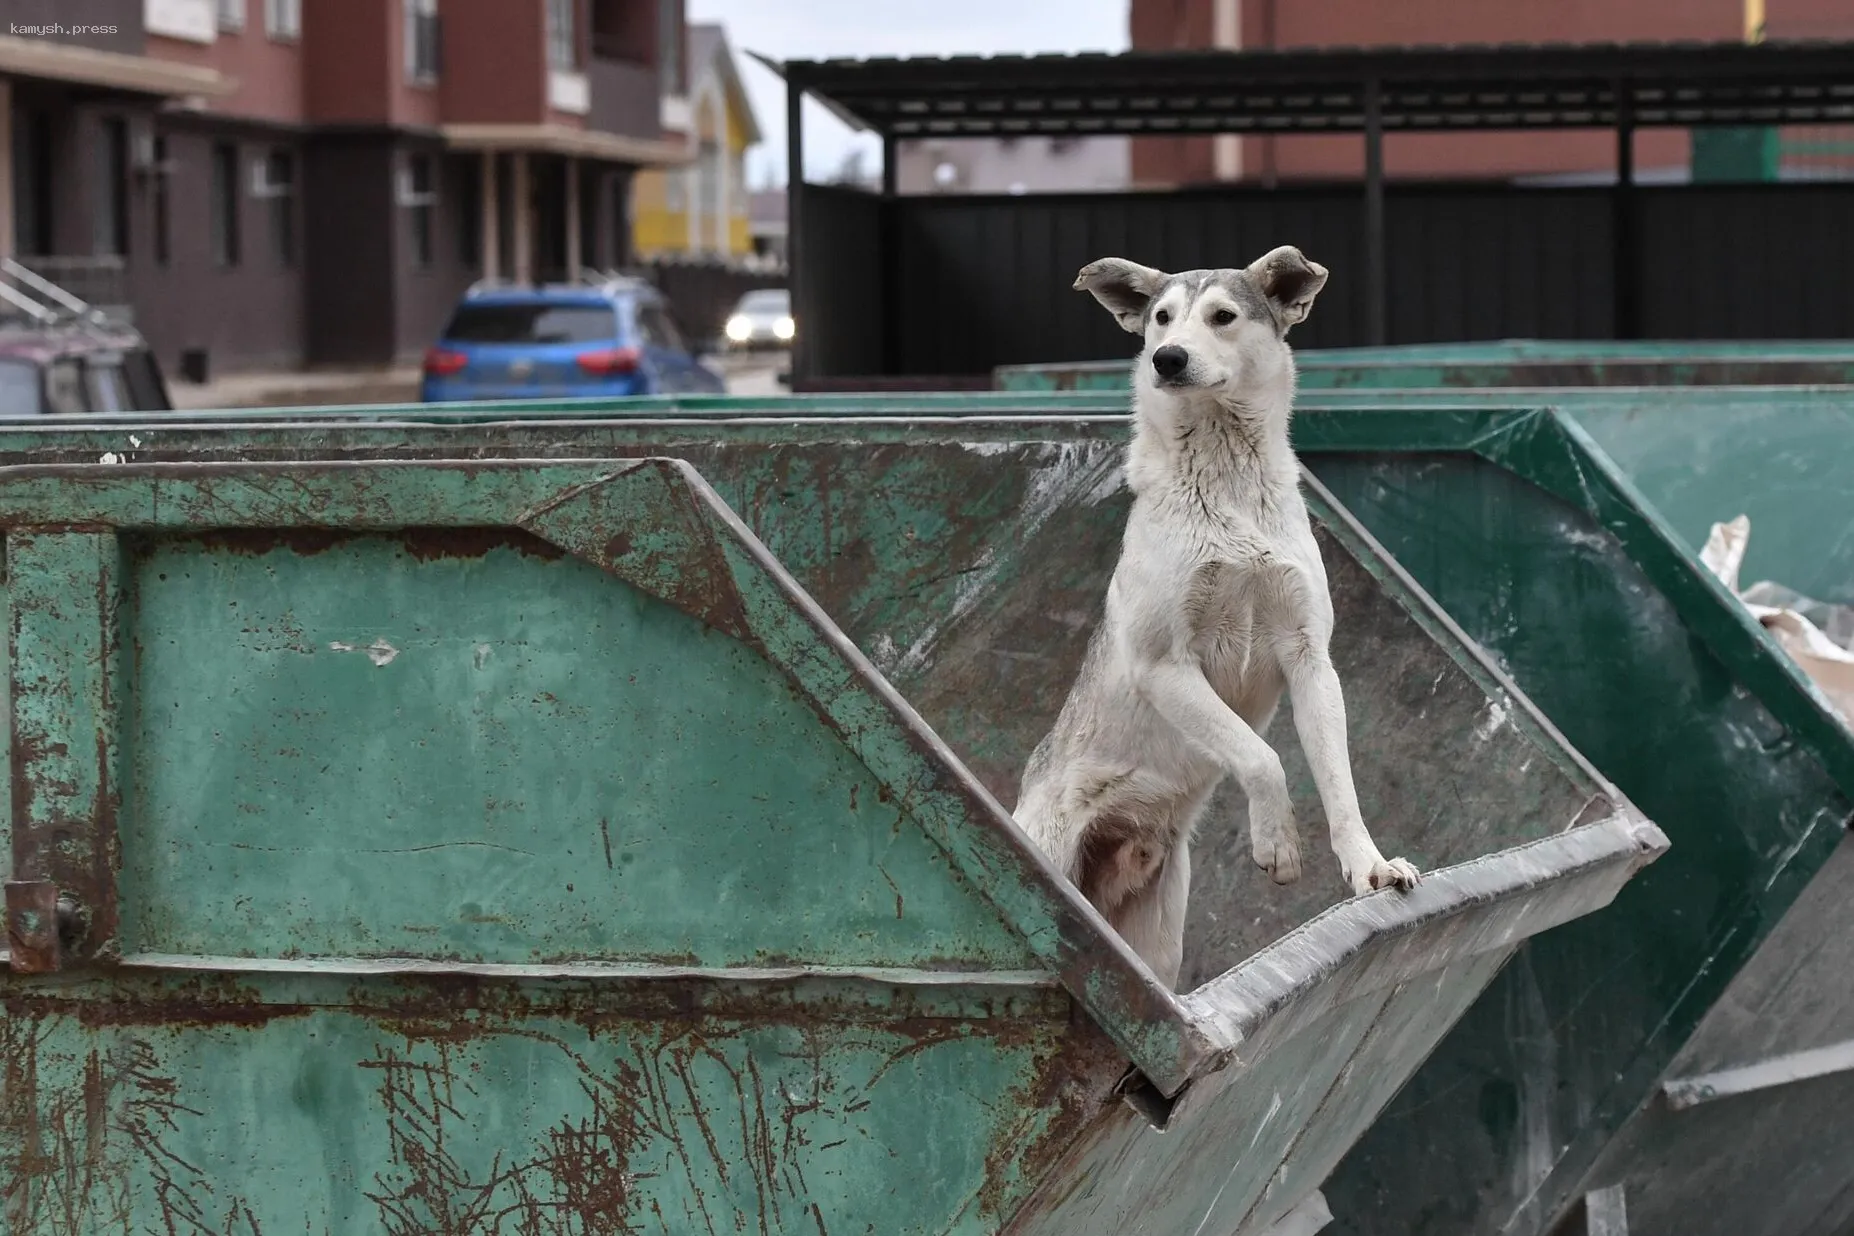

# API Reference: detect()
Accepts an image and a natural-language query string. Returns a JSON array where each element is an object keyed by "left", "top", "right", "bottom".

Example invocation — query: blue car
[{"left": 421, "top": 277, "right": 726, "bottom": 403}]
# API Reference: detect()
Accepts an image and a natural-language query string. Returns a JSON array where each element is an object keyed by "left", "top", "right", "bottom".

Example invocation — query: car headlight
[
  {"left": 773, "top": 316, "right": 795, "bottom": 340},
  {"left": 725, "top": 315, "right": 752, "bottom": 341}
]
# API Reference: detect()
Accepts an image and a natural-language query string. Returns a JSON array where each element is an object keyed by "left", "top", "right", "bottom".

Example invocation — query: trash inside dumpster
[
  {"left": 1702, "top": 514, "right": 1854, "bottom": 724},
  {"left": 0, "top": 440, "right": 1663, "bottom": 1233}
]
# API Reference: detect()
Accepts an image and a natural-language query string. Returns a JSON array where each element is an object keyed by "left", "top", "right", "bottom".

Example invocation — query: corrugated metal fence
[{"left": 794, "top": 180, "right": 1854, "bottom": 381}]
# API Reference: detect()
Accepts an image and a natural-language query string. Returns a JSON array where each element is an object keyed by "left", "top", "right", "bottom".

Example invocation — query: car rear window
[
  {"left": 442, "top": 302, "right": 619, "bottom": 345},
  {"left": 0, "top": 360, "right": 40, "bottom": 416}
]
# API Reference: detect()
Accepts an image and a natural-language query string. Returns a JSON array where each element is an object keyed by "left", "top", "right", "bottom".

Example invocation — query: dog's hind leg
[{"left": 1109, "top": 841, "right": 1191, "bottom": 990}]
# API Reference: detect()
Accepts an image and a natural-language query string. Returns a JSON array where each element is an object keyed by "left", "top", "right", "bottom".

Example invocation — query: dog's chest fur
[{"left": 1128, "top": 405, "right": 1309, "bottom": 701}]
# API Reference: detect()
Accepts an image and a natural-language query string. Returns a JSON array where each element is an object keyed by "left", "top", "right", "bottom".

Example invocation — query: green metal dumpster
[
  {"left": 16, "top": 390, "right": 1852, "bottom": 1235},
  {"left": 1291, "top": 383, "right": 1854, "bottom": 608},
  {"left": 0, "top": 438, "right": 1662, "bottom": 1233},
  {"left": 994, "top": 340, "right": 1854, "bottom": 392}
]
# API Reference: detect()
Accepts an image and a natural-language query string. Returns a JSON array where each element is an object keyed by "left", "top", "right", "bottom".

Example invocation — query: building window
[
  {"left": 93, "top": 117, "right": 129, "bottom": 257},
  {"left": 265, "top": 0, "right": 300, "bottom": 41},
  {"left": 405, "top": 0, "right": 440, "bottom": 82},
  {"left": 210, "top": 143, "right": 241, "bottom": 267},
  {"left": 262, "top": 149, "right": 296, "bottom": 266},
  {"left": 401, "top": 153, "right": 436, "bottom": 270},
  {"left": 152, "top": 135, "right": 172, "bottom": 267},
  {"left": 545, "top": 0, "right": 576, "bottom": 70},
  {"left": 218, "top": 0, "right": 245, "bottom": 31},
  {"left": 658, "top": 0, "right": 683, "bottom": 94}
]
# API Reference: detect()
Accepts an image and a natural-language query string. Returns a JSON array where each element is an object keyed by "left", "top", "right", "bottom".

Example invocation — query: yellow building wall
[{"left": 631, "top": 80, "right": 756, "bottom": 260}]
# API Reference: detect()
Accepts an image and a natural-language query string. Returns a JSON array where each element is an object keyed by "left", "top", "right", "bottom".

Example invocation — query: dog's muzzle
[{"left": 1151, "top": 346, "right": 1190, "bottom": 383}]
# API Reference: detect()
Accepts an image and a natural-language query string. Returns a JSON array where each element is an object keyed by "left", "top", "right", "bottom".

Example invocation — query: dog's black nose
[{"left": 1151, "top": 346, "right": 1189, "bottom": 380}]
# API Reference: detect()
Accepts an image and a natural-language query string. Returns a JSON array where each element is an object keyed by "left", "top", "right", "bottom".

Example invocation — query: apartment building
[
  {"left": 1129, "top": 0, "right": 1854, "bottom": 188},
  {"left": 631, "top": 22, "right": 760, "bottom": 260},
  {"left": 1, "top": 0, "right": 690, "bottom": 374}
]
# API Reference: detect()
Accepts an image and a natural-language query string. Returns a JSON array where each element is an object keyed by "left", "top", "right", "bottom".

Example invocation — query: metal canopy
[
  {"left": 780, "top": 40, "right": 1854, "bottom": 137},
  {"left": 775, "top": 39, "right": 1854, "bottom": 372}
]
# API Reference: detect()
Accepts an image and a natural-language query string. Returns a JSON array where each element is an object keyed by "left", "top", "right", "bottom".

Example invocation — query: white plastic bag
[{"left": 1702, "top": 514, "right": 1854, "bottom": 725}]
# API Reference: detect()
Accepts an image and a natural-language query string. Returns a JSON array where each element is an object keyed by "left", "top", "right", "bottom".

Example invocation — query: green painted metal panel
[
  {"left": 0, "top": 968, "right": 1083, "bottom": 1235},
  {"left": 121, "top": 532, "right": 1032, "bottom": 969},
  {"left": 7, "top": 530, "right": 124, "bottom": 964},
  {"left": 1306, "top": 447, "right": 1851, "bottom": 1236},
  {"left": 28, "top": 400, "right": 1836, "bottom": 1236},
  {"left": 0, "top": 443, "right": 1661, "bottom": 1234},
  {"left": 994, "top": 341, "right": 1854, "bottom": 392},
  {"left": 1290, "top": 385, "right": 1854, "bottom": 606}
]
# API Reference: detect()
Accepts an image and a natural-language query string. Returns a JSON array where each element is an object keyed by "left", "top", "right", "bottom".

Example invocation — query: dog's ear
[
  {"left": 1073, "top": 258, "right": 1167, "bottom": 335},
  {"left": 1248, "top": 246, "right": 1329, "bottom": 333}
]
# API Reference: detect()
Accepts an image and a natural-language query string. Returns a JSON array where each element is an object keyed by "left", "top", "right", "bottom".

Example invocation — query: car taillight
[
  {"left": 577, "top": 346, "right": 641, "bottom": 376},
  {"left": 423, "top": 348, "right": 467, "bottom": 377}
]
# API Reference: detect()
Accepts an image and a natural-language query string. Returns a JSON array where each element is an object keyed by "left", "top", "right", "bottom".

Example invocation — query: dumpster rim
[{"left": 1178, "top": 808, "right": 1668, "bottom": 1052}]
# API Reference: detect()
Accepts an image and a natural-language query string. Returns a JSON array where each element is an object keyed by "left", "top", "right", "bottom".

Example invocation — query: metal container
[
  {"left": 0, "top": 426, "right": 1659, "bottom": 1234},
  {"left": 994, "top": 340, "right": 1854, "bottom": 392},
  {"left": 75, "top": 385, "right": 1853, "bottom": 1236},
  {"left": 34, "top": 387, "right": 1854, "bottom": 1236}
]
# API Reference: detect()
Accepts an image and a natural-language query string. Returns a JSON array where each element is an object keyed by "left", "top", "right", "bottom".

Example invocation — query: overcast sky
[{"left": 684, "top": 0, "right": 1130, "bottom": 188}]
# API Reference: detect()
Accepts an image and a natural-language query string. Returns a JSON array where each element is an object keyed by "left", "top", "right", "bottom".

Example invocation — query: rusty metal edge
[
  {"left": 1178, "top": 812, "right": 1669, "bottom": 1053},
  {"left": 117, "top": 953, "right": 1065, "bottom": 987},
  {"left": 4, "top": 879, "right": 60, "bottom": 974}
]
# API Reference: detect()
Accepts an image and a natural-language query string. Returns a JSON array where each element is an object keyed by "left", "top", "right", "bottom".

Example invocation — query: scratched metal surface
[
  {"left": 35, "top": 403, "right": 1848, "bottom": 1236},
  {"left": 120, "top": 531, "right": 1032, "bottom": 969},
  {"left": 1310, "top": 439, "right": 1854, "bottom": 1236},
  {"left": 0, "top": 968, "right": 1098, "bottom": 1234},
  {"left": 1009, "top": 819, "right": 1662, "bottom": 1236},
  {"left": 1562, "top": 829, "right": 1854, "bottom": 1236},
  {"left": 0, "top": 443, "right": 1658, "bottom": 1233}
]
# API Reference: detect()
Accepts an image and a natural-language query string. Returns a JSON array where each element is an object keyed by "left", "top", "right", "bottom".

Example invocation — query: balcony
[{"left": 587, "top": 56, "right": 661, "bottom": 142}]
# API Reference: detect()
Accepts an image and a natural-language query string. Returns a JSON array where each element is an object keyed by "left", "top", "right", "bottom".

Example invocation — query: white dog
[{"left": 1012, "top": 246, "right": 1421, "bottom": 990}]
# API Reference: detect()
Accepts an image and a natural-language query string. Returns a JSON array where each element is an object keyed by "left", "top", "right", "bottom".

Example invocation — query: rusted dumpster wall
[
  {"left": 0, "top": 430, "right": 1661, "bottom": 1234},
  {"left": 9, "top": 406, "right": 1829, "bottom": 1236}
]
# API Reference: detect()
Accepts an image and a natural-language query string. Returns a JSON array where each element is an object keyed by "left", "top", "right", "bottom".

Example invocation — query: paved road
[{"left": 711, "top": 351, "right": 790, "bottom": 397}]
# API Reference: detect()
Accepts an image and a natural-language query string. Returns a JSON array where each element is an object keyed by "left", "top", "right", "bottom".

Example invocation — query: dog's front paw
[{"left": 1348, "top": 856, "right": 1420, "bottom": 897}]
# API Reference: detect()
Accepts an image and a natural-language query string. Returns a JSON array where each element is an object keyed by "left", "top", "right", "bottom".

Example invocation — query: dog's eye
[
  {"left": 1211, "top": 309, "right": 1237, "bottom": 326},
  {"left": 1154, "top": 309, "right": 1171, "bottom": 326}
]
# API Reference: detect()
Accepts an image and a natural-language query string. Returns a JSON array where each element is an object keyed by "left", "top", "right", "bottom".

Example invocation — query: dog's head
[{"left": 1072, "top": 246, "right": 1328, "bottom": 395}]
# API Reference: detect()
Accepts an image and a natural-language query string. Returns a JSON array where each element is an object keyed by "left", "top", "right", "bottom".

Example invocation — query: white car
[{"left": 723, "top": 288, "right": 794, "bottom": 352}]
